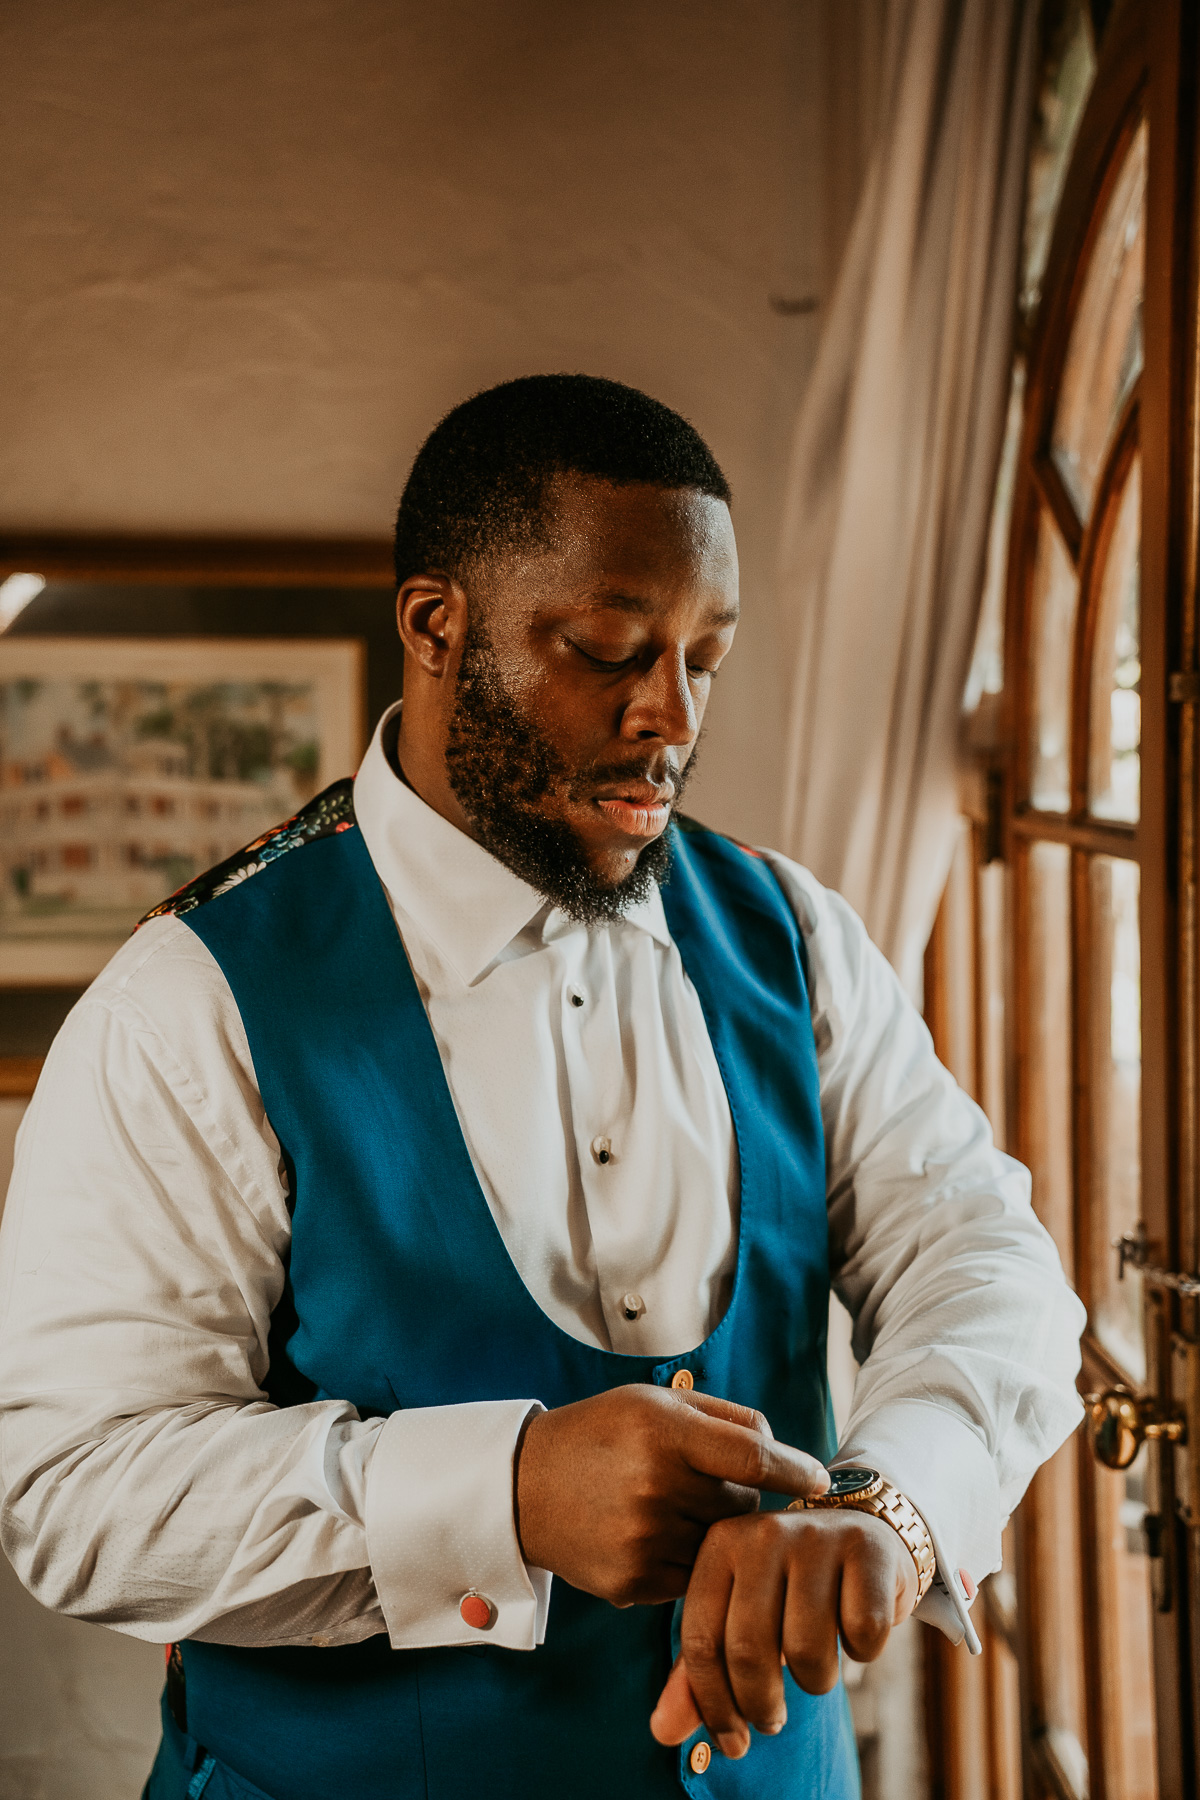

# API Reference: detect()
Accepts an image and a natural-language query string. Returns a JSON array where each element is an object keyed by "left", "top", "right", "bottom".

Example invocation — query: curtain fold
[{"left": 777, "top": 0, "right": 1036, "bottom": 995}]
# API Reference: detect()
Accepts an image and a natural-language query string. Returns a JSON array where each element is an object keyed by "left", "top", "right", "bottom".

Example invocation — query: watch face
[{"left": 826, "top": 1467, "right": 880, "bottom": 1499}]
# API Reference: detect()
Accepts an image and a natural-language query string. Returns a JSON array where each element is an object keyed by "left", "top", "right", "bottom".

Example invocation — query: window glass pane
[
  {"left": 1088, "top": 855, "right": 1143, "bottom": 1379},
  {"left": 1089, "top": 456, "right": 1141, "bottom": 822},
  {"left": 965, "top": 362, "right": 1025, "bottom": 712},
  {"left": 977, "top": 859, "right": 1008, "bottom": 1150},
  {"left": 1029, "top": 510, "right": 1080, "bottom": 813},
  {"left": 1051, "top": 120, "right": 1147, "bottom": 522},
  {"left": 1024, "top": 840, "right": 1074, "bottom": 1275},
  {"left": 1093, "top": 1448, "right": 1158, "bottom": 1800},
  {"left": 934, "top": 818, "right": 977, "bottom": 1091},
  {"left": 994, "top": 1518, "right": 1018, "bottom": 1627},
  {"left": 1031, "top": 1440, "right": 1089, "bottom": 1779},
  {"left": 1021, "top": 0, "right": 1097, "bottom": 318}
]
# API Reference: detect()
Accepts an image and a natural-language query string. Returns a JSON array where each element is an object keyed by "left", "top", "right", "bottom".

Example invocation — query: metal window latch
[{"left": 1114, "top": 1227, "right": 1200, "bottom": 1298}]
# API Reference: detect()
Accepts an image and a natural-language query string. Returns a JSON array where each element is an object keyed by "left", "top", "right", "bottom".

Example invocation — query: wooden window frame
[
  {"left": 1001, "top": 3, "right": 1195, "bottom": 1791},
  {"left": 927, "top": 3, "right": 1199, "bottom": 1797}
]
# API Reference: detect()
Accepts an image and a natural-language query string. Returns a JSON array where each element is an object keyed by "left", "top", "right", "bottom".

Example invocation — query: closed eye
[
  {"left": 566, "top": 640, "right": 724, "bottom": 679},
  {"left": 567, "top": 640, "right": 639, "bottom": 672}
]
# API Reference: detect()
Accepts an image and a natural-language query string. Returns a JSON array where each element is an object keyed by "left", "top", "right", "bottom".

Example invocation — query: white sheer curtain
[{"left": 777, "top": 0, "right": 1036, "bottom": 995}]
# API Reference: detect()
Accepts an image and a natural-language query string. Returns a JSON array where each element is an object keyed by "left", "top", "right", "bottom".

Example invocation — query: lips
[{"left": 591, "top": 777, "right": 674, "bottom": 840}]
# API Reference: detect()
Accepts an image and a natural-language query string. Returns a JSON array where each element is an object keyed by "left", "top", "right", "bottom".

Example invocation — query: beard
[{"left": 443, "top": 620, "right": 695, "bottom": 924}]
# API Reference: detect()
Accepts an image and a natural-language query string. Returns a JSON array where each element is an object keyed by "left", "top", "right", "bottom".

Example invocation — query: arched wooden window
[
  {"left": 1009, "top": 22, "right": 1153, "bottom": 1796},
  {"left": 925, "top": 3, "right": 1198, "bottom": 1796}
]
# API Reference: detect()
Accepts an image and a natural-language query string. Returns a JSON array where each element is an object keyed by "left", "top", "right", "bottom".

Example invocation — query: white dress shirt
[{"left": 0, "top": 704, "right": 1084, "bottom": 1661}]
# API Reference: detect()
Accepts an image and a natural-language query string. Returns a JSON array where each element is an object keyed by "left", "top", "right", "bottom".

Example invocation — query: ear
[{"left": 396, "top": 574, "right": 468, "bottom": 679}]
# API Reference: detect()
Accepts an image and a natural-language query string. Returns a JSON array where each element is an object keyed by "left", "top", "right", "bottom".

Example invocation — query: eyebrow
[{"left": 584, "top": 592, "right": 741, "bottom": 627}]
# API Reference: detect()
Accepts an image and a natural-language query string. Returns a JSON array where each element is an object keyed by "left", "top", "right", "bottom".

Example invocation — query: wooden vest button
[
  {"left": 689, "top": 1741, "right": 712, "bottom": 1773},
  {"left": 671, "top": 1368, "right": 694, "bottom": 1390},
  {"left": 459, "top": 1592, "right": 494, "bottom": 1630}
]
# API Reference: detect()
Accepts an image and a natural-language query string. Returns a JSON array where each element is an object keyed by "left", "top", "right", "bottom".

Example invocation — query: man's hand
[
  {"left": 513, "top": 1386, "right": 830, "bottom": 1608},
  {"left": 649, "top": 1510, "right": 918, "bottom": 1758}
]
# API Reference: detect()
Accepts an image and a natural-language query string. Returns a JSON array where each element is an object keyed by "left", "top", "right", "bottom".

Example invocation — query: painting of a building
[{"left": 0, "top": 639, "right": 361, "bottom": 979}]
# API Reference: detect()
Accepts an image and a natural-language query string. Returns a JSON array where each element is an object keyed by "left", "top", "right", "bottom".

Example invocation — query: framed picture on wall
[
  {"left": 0, "top": 532, "right": 399, "bottom": 1097},
  {"left": 0, "top": 635, "right": 364, "bottom": 985}
]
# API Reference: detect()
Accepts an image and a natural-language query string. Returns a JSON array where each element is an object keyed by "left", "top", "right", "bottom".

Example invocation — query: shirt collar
[{"left": 353, "top": 702, "right": 671, "bottom": 982}]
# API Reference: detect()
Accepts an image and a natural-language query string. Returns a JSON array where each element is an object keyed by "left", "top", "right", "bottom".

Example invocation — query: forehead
[{"left": 501, "top": 473, "right": 738, "bottom": 609}]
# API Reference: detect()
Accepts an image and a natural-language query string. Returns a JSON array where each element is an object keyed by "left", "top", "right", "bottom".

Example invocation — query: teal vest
[{"left": 143, "top": 782, "right": 858, "bottom": 1800}]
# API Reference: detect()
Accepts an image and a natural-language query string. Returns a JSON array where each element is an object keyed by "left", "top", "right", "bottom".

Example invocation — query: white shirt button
[
  {"left": 621, "top": 1292, "right": 644, "bottom": 1320},
  {"left": 591, "top": 1135, "right": 613, "bottom": 1165},
  {"left": 569, "top": 990, "right": 585, "bottom": 1008}
]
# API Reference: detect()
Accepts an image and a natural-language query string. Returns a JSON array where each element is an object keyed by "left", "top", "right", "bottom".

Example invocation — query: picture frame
[
  {"left": 0, "top": 634, "right": 364, "bottom": 985},
  {"left": 0, "top": 533, "right": 397, "bottom": 1096}
]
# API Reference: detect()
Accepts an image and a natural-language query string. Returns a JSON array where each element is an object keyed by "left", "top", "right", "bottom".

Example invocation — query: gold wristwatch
[{"left": 787, "top": 1467, "right": 937, "bottom": 1602}]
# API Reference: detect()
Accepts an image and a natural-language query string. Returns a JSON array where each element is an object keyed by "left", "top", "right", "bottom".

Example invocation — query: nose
[{"left": 619, "top": 649, "right": 698, "bottom": 748}]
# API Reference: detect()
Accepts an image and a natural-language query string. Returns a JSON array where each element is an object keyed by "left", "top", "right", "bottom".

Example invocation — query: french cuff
[
  {"left": 833, "top": 1399, "right": 1001, "bottom": 1656},
  {"left": 365, "top": 1398, "right": 551, "bottom": 1651}
]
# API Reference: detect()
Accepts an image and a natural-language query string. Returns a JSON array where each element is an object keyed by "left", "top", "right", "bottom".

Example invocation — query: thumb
[{"left": 650, "top": 1656, "right": 702, "bottom": 1746}]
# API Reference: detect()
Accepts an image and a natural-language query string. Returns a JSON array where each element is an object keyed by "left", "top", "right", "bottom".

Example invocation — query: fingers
[
  {"left": 649, "top": 1657, "right": 703, "bottom": 1746},
  {"left": 673, "top": 1506, "right": 904, "bottom": 1774},
  {"left": 679, "top": 1526, "right": 749, "bottom": 1758},
  {"left": 721, "top": 1537, "right": 789, "bottom": 1735},
  {"left": 781, "top": 1530, "right": 842, "bottom": 1694},
  {"left": 675, "top": 1404, "right": 831, "bottom": 1502},
  {"left": 838, "top": 1515, "right": 915, "bottom": 1659},
  {"left": 782, "top": 1515, "right": 899, "bottom": 1686},
  {"left": 675, "top": 1389, "right": 775, "bottom": 1439}
]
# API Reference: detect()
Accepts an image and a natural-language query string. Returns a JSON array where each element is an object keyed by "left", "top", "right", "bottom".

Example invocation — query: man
[{"left": 0, "top": 375, "right": 1082, "bottom": 1799}]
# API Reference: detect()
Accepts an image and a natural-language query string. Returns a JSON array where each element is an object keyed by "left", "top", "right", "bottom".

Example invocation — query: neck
[{"left": 393, "top": 697, "right": 478, "bottom": 842}]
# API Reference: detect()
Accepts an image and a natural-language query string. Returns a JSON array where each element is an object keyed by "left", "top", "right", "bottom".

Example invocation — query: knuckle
[
  {"left": 843, "top": 1620, "right": 890, "bottom": 1664},
  {"left": 625, "top": 1507, "right": 658, "bottom": 1548},
  {"left": 724, "top": 1634, "right": 763, "bottom": 1680},
  {"left": 631, "top": 1449, "right": 664, "bottom": 1500},
  {"left": 681, "top": 1624, "right": 724, "bottom": 1670},
  {"left": 705, "top": 1515, "right": 743, "bottom": 1555},
  {"left": 742, "top": 1439, "right": 770, "bottom": 1483},
  {"left": 632, "top": 1410, "right": 660, "bottom": 1456},
  {"left": 788, "top": 1654, "right": 840, "bottom": 1697},
  {"left": 615, "top": 1569, "right": 664, "bottom": 1608}
]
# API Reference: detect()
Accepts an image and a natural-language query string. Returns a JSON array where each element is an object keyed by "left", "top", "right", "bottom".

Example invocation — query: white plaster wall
[{"left": 0, "top": 0, "right": 857, "bottom": 847}]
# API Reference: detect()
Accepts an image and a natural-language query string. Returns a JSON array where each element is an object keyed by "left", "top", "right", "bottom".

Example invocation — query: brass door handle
[{"left": 1084, "top": 1386, "right": 1187, "bottom": 1469}]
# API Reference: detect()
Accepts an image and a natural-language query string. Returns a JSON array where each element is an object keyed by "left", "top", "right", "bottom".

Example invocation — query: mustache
[{"left": 567, "top": 757, "right": 687, "bottom": 804}]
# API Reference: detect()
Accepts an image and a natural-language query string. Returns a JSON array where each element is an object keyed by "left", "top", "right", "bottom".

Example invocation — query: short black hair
[{"left": 393, "top": 373, "right": 731, "bottom": 588}]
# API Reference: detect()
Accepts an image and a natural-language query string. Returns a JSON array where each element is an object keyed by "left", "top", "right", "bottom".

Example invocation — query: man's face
[{"left": 442, "top": 475, "right": 739, "bottom": 918}]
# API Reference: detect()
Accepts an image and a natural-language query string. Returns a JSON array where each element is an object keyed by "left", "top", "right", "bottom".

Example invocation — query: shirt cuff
[
  {"left": 833, "top": 1399, "right": 1000, "bottom": 1655},
  {"left": 365, "top": 1398, "right": 551, "bottom": 1651}
]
